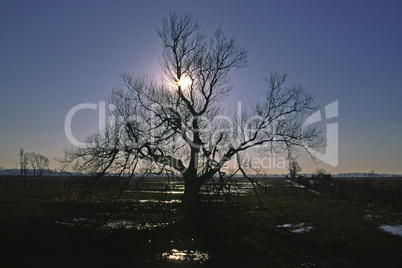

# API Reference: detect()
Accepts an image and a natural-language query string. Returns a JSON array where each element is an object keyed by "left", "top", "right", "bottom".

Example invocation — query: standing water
[{"left": 379, "top": 225, "right": 402, "bottom": 237}]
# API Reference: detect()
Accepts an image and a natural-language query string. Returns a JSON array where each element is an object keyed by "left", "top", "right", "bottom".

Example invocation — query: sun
[{"left": 176, "top": 76, "right": 191, "bottom": 88}]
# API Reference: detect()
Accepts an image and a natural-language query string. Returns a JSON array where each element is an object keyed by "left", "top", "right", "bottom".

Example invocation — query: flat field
[{"left": 0, "top": 176, "right": 401, "bottom": 267}]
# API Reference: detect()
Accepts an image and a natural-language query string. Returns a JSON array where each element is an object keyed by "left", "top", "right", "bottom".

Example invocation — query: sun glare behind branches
[{"left": 176, "top": 76, "right": 191, "bottom": 88}]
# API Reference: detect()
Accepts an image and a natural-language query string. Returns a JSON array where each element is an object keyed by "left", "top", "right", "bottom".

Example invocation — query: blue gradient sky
[{"left": 1, "top": 0, "right": 401, "bottom": 174}]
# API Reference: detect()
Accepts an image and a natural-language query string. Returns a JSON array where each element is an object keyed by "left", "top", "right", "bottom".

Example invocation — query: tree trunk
[{"left": 181, "top": 176, "right": 202, "bottom": 211}]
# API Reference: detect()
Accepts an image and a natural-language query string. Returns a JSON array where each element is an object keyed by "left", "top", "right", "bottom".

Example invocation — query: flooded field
[{"left": 0, "top": 176, "right": 401, "bottom": 267}]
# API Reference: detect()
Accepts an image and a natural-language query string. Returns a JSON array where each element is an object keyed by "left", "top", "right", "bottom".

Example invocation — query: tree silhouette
[
  {"left": 288, "top": 160, "right": 302, "bottom": 180},
  {"left": 19, "top": 149, "right": 49, "bottom": 176},
  {"left": 18, "top": 148, "right": 29, "bottom": 176},
  {"left": 62, "top": 13, "right": 323, "bottom": 209}
]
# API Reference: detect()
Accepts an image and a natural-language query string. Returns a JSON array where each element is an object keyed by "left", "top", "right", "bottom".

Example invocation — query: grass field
[{"left": 0, "top": 176, "right": 401, "bottom": 267}]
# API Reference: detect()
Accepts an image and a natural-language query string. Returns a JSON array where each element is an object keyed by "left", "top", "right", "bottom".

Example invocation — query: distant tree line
[{"left": 18, "top": 148, "right": 49, "bottom": 176}]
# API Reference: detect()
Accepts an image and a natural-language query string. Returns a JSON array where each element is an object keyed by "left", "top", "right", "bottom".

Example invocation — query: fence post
[
  {"left": 137, "top": 182, "right": 139, "bottom": 192},
  {"left": 63, "top": 180, "right": 66, "bottom": 190},
  {"left": 24, "top": 179, "right": 26, "bottom": 189},
  {"left": 42, "top": 179, "right": 45, "bottom": 188},
  {"left": 6, "top": 179, "right": 8, "bottom": 188}
]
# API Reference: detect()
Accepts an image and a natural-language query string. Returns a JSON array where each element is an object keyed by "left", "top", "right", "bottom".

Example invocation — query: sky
[{"left": 1, "top": 0, "right": 401, "bottom": 174}]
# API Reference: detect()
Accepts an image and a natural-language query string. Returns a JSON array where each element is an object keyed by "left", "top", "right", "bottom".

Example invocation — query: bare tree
[
  {"left": 62, "top": 13, "right": 323, "bottom": 209},
  {"left": 26, "top": 152, "right": 37, "bottom": 176},
  {"left": 314, "top": 168, "right": 330, "bottom": 180},
  {"left": 36, "top": 153, "right": 49, "bottom": 176},
  {"left": 22, "top": 151, "right": 49, "bottom": 176},
  {"left": 315, "top": 168, "right": 328, "bottom": 176},
  {"left": 19, "top": 148, "right": 24, "bottom": 175},
  {"left": 288, "top": 160, "right": 302, "bottom": 180},
  {"left": 18, "top": 148, "right": 29, "bottom": 176}
]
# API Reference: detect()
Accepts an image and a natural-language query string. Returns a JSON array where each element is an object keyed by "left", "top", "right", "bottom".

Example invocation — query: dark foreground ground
[{"left": 0, "top": 176, "right": 401, "bottom": 267}]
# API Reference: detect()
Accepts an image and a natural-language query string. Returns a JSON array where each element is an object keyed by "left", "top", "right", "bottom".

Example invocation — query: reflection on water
[
  {"left": 139, "top": 190, "right": 185, "bottom": 194},
  {"left": 162, "top": 249, "right": 209, "bottom": 263},
  {"left": 138, "top": 199, "right": 182, "bottom": 203},
  {"left": 308, "top": 189, "right": 321, "bottom": 195},
  {"left": 55, "top": 218, "right": 172, "bottom": 231},
  {"left": 125, "top": 180, "right": 258, "bottom": 196},
  {"left": 105, "top": 220, "right": 169, "bottom": 230},
  {"left": 379, "top": 225, "right": 402, "bottom": 237},
  {"left": 117, "top": 198, "right": 182, "bottom": 203},
  {"left": 285, "top": 180, "right": 306, "bottom": 188},
  {"left": 55, "top": 217, "right": 96, "bottom": 226},
  {"left": 277, "top": 223, "right": 314, "bottom": 233}
]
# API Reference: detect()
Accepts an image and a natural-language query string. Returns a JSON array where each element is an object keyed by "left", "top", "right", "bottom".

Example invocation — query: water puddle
[
  {"left": 308, "top": 189, "right": 321, "bottom": 195},
  {"left": 162, "top": 249, "right": 209, "bottom": 263},
  {"left": 379, "top": 225, "right": 402, "bottom": 237},
  {"left": 137, "top": 199, "right": 182, "bottom": 204},
  {"left": 201, "top": 199, "right": 225, "bottom": 203},
  {"left": 104, "top": 220, "right": 169, "bottom": 230},
  {"left": 55, "top": 217, "right": 97, "bottom": 226},
  {"left": 277, "top": 223, "right": 314, "bottom": 233},
  {"left": 118, "top": 199, "right": 182, "bottom": 204},
  {"left": 126, "top": 181, "right": 256, "bottom": 195},
  {"left": 55, "top": 217, "right": 172, "bottom": 231},
  {"left": 285, "top": 180, "right": 321, "bottom": 194},
  {"left": 140, "top": 190, "right": 184, "bottom": 194},
  {"left": 285, "top": 180, "right": 306, "bottom": 188}
]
